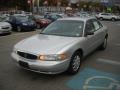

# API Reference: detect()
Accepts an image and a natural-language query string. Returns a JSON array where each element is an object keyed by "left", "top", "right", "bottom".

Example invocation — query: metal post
[
  {"left": 32, "top": 0, "right": 35, "bottom": 13},
  {"left": 37, "top": 0, "right": 40, "bottom": 14}
]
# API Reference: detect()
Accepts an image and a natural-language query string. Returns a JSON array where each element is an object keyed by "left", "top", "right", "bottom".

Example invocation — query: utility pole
[
  {"left": 32, "top": 0, "right": 35, "bottom": 13},
  {"left": 37, "top": 0, "right": 40, "bottom": 14},
  {"left": 27, "top": 0, "right": 32, "bottom": 12}
]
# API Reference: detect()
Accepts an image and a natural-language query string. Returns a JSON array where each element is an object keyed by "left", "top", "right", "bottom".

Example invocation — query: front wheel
[
  {"left": 100, "top": 17, "right": 103, "bottom": 20},
  {"left": 111, "top": 18, "right": 116, "bottom": 21},
  {"left": 37, "top": 24, "right": 41, "bottom": 29},
  {"left": 67, "top": 52, "right": 82, "bottom": 74},
  {"left": 17, "top": 26, "right": 22, "bottom": 32}
]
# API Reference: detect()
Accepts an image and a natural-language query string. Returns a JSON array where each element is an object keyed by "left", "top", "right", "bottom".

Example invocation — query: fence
[{"left": 33, "top": 6, "right": 66, "bottom": 14}]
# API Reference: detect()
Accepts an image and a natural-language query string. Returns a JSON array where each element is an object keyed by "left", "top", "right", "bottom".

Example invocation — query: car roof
[
  {"left": 100, "top": 13, "right": 111, "bottom": 14},
  {"left": 58, "top": 17, "right": 96, "bottom": 22}
]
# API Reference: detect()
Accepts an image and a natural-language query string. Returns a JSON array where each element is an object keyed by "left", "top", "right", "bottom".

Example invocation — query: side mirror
[{"left": 86, "top": 31, "right": 94, "bottom": 36}]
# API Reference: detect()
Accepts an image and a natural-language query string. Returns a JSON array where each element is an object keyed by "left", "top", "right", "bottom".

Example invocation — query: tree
[{"left": 0, "top": 0, "right": 29, "bottom": 11}]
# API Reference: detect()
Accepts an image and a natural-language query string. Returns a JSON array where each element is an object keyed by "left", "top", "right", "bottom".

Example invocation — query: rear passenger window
[
  {"left": 98, "top": 21, "right": 103, "bottom": 28},
  {"left": 92, "top": 20, "right": 103, "bottom": 31},
  {"left": 93, "top": 21, "right": 99, "bottom": 30}
]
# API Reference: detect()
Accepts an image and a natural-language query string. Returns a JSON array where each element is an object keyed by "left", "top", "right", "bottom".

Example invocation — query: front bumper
[
  {"left": 37, "top": 22, "right": 50, "bottom": 28},
  {"left": 21, "top": 25, "right": 36, "bottom": 31},
  {"left": 0, "top": 28, "right": 12, "bottom": 34},
  {"left": 11, "top": 52, "right": 70, "bottom": 74}
]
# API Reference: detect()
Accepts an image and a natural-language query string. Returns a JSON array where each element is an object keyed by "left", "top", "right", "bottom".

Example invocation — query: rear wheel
[
  {"left": 100, "top": 37, "right": 107, "bottom": 50},
  {"left": 111, "top": 18, "right": 115, "bottom": 21},
  {"left": 17, "top": 26, "right": 21, "bottom": 32},
  {"left": 100, "top": 17, "right": 103, "bottom": 20},
  {"left": 67, "top": 51, "right": 82, "bottom": 74},
  {"left": 37, "top": 24, "right": 41, "bottom": 29}
]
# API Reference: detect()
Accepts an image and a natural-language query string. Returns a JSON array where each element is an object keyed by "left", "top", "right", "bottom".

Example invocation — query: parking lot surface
[{"left": 0, "top": 21, "right": 120, "bottom": 90}]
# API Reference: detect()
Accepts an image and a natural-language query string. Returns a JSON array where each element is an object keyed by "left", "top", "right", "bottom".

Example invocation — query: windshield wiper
[{"left": 40, "top": 32, "right": 60, "bottom": 36}]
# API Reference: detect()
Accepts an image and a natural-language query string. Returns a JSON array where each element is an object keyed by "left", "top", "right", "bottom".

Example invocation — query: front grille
[
  {"left": 17, "top": 51, "right": 37, "bottom": 60},
  {"left": 2, "top": 27, "right": 9, "bottom": 29},
  {"left": 19, "top": 61, "right": 29, "bottom": 69}
]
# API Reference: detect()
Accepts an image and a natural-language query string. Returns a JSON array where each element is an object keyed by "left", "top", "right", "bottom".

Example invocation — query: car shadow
[
  {"left": 0, "top": 33, "right": 11, "bottom": 36},
  {"left": 16, "top": 67, "right": 71, "bottom": 81}
]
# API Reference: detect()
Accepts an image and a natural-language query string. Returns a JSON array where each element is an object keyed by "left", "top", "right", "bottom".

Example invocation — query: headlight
[
  {"left": 38, "top": 54, "right": 67, "bottom": 61},
  {"left": 22, "top": 23, "right": 27, "bottom": 25}
]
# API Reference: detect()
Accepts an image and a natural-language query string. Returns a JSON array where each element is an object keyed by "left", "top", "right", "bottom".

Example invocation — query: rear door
[
  {"left": 104, "top": 13, "right": 111, "bottom": 19},
  {"left": 91, "top": 19, "right": 106, "bottom": 47},
  {"left": 83, "top": 19, "right": 106, "bottom": 56}
]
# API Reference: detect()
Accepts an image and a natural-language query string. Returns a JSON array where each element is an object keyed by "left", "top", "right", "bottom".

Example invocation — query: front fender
[{"left": 57, "top": 38, "right": 85, "bottom": 59}]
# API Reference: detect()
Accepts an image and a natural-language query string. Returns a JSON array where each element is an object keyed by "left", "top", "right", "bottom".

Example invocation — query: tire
[
  {"left": 111, "top": 18, "right": 115, "bottom": 21},
  {"left": 67, "top": 51, "right": 82, "bottom": 74},
  {"left": 17, "top": 26, "right": 21, "bottom": 32},
  {"left": 8, "top": 31, "right": 12, "bottom": 35},
  {"left": 100, "top": 17, "right": 103, "bottom": 20},
  {"left": 100, "top": 37, "right": 107, "bottom": 50},
  {"left": 37, "top": 24, "right": 41, "bottom": 29}
]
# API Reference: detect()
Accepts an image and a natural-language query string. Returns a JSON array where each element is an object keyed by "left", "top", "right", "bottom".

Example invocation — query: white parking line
[
  {"left": 83, "top": 76, "right": 120, "bottom": 90},
  {"left": 97, "top": 58, "right": 120, "bottom": 66}
]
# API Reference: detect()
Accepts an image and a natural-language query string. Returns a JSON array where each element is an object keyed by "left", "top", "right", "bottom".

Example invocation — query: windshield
[
  {"left": 0, "top": 17, "right": 3, "bottom": 22},
  {"left": 16, "top": 16, "right": 29, "bottom": 22},
  {"left": 40, "top": 20, "right": 84, "bottom": 37},
  {"left": 34, "top": 15, "right": 44, "bottom": 19},
  {"left": 0, "top": 17, "right": 7, "bottom": 22}
]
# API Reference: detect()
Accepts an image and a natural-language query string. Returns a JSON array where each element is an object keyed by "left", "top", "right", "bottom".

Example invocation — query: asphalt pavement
[{"left": 0, "top": 21, "right": 120, "bottom": 90}]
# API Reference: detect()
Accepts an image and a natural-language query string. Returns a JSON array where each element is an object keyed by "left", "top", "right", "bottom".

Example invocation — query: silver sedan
[
  {"left": 11, "top": 17, "right": 108, "bottom": 74},
  {"left": 96, "top": 13, "right": 120, "bottom": 21},
  {"left": 0, "top": 18, "right": 12, "bottom": 35}
]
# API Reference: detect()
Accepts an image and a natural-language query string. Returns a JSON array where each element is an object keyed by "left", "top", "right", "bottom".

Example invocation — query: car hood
[
  {"left": 0, "top": 22, "right": 10, "bottom": 26},
  {"left": 15, "top": 34, "right": 78, "bottom": 55}
]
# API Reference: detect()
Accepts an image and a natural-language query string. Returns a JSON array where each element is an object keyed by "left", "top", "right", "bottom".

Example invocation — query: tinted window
[
  {"left": 0, "top": 17, "right": 6, "bottom": 22},
  {"left": 15, "top": 16, "right": 29, "bottom": 22},
  {"left": 9, "top": 16, "right": 16, "bottom": 22},
  {"left": 101, "top": 13, "right": 111, "bottom": 16},
  {"left": 85, "top": 20, "right": 95, "bottom": 32},
  {"left": 98, "top": 21, "right": 103, "bottom": 27}
]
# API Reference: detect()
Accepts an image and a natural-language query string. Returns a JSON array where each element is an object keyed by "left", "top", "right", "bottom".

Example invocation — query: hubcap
[
  {"left": 103, "top": 38, "right": 107, "bottom": 48},
  {"left": 72, "top": 55, "right": 80, "bottom": 71}
]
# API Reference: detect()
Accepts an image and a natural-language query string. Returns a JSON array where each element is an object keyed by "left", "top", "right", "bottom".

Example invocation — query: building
[
  {"left": 115, "top": 0, "right": 120, "bottom": 3},
  {"left": 68, "top": 0, "right": 120, "bottom": 7},
  {"left": 68, "top": 0, "right": 120, "bottom": 5},
  {"left": 114, "top": 0, "right": 120, "bottom": 7}
]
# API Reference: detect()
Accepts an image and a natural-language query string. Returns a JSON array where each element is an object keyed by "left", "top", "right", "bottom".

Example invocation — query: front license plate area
[{"left": 19, "top": 61, "right": 29, "bottom": 69}]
